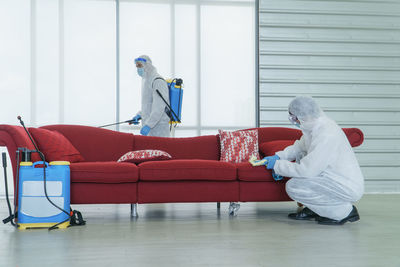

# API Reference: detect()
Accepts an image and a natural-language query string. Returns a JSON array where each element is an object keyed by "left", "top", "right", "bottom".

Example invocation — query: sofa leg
[
  {"left": 217, "top": 202, "right": 221, "bottom": 210},
  {"left": 229, "top": 202, "right": 240, "bottom": 216},
  {"left": 131, "top": 203, "right": 138, "bottom": 217}
]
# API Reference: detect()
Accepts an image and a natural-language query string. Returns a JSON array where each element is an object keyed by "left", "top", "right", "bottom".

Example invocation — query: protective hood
[{"left": 136, "top": 55, "right": 157, "bottom": 79}]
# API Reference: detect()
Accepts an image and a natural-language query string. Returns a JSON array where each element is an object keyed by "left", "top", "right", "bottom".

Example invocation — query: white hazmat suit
[
  {"left": 273, "top": 96, "right": 364, "bottom": 220},
  {"left": 135, "top": 55, "right": 170, "bottom": 137}
]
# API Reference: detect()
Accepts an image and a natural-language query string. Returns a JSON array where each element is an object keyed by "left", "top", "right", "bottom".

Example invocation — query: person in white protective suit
[
  {"left": 263, "top": 96, "right": 364, "bottom": 225},
  {"left": 130, "top": 55, "right": 170, "bottom": 137}
]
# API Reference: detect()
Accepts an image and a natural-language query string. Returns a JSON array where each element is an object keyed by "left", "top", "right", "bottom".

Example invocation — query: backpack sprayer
[
  {"left": 99, "top": 78, "right": 184, "bottom": 130},
  {"left": 2, "top": 116, "right": 85, "bottom": 230}
]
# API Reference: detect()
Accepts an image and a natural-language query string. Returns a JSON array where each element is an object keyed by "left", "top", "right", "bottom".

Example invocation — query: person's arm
[
  {"left": 275, "top": 136, "right": 306, "bottom": 161},
  {"left": 145, "top": 79, "right": 169, "bottom": 129},
  {"left": 274, "top": 134, "right": 336, "bottom": 178}
]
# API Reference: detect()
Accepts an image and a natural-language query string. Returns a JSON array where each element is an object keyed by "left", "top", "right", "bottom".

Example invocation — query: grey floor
[{"left": 0, "top": 194, "right": 399, "bottom": 267}]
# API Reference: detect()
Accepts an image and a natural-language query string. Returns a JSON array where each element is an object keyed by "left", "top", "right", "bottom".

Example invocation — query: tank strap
[
  {"left": 152, "top": 77, "right": 175, "bottom": 121},
  {"left": 152, "top": 77, "right": 165, "bottom": 88}
]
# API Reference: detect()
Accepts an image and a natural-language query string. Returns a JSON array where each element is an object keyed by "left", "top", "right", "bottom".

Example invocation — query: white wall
[
  {"left": 0, "top": 0, "right": 256, "bottom": 197},
  {"left": 259, "top": 0, "right": 400, "bottom": 193}
]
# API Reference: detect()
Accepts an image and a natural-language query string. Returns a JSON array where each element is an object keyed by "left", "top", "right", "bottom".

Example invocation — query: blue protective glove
[
  {"left": 272, "top": 170, "right": 283, "bottom": 181},
  {"left": 263, "top": 154, "right": 280, "bottom": 169},
  {"left": 140, "top": 125, "right": 151, "bottom": 136},
  {"left": 130, "top": 114, "right": 141, "bottom": 125}
]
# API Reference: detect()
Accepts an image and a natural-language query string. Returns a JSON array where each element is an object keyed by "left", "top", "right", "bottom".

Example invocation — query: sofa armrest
[
  {"left": 342, "top": 128, "right": 364, "bottom": 147},
  {"left": 0, "top": 125, "right": 40, "bottom": 182}
]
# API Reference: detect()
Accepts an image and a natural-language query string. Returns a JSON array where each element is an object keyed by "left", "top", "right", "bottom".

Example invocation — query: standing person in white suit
[
  {"left": 130, "top": 55, "right": 170, "bottom": 137},
  {"left": 263, "top": 96, "right": 364, "bottom": 225}
]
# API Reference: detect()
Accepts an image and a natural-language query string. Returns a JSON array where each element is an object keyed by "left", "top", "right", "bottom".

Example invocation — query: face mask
[
  {"left": 288, "top": 114, "right": 300, "bottom": 128},
  {"left": 137, "top": 67, "right": 144, "bottom": 77}
]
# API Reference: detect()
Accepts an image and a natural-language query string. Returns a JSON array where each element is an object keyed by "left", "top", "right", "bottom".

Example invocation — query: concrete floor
[{"left": 0, "top": 194, "right": 399, "bottom": 267}]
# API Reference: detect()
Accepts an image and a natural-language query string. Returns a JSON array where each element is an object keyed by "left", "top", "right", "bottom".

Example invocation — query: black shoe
[
  {"left": 288, "top": 207, "right": 318, "bottom": 220},
  {"left": 317, "top": 206, "right": 360, "bottom": 225}
]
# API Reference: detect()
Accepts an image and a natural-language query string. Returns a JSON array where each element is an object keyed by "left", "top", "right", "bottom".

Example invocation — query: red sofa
[{"left": 0, "top": 124, "right": 364, "bottom": 213}]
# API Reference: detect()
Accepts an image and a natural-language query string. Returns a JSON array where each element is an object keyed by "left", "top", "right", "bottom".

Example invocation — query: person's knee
[
  {"left": 285, "top": 179, "right": 296, "bottom": 198},
  {"left": 285, "top": 178, "right": 310, "bottom": 200}
]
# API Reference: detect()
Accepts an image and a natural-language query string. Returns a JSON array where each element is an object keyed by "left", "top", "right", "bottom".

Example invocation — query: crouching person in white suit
[{"left": 264, "top": 96, "right": 364, "bottom": 225}]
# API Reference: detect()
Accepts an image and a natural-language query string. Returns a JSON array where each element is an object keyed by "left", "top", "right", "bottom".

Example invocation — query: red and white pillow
[
  {"left": 219, "top": 129, "right": 260, "bottom": 163},
  {"left": 117, "top": 150, "right": 172, "bottom": 164}
]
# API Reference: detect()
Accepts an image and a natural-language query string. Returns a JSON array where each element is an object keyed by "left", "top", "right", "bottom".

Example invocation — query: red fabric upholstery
[
  {"left": 139, "top": 160, "right": 237, "bottom": 181},
  {"left": 138, "top": 181, "right": 239, "bottom": 203},
  {"left": 342, "top": 128, "right": 364, "bottom": 147},
  {"left": 133, "top": 135, "right": 219, "bottom": 160},
  {"left": 236, "top": 162, "right": 276, "bottom": 182},
  {"left": 239, "top": 181, "right": 292, "bottom": 202},
  {"left": 259, "top": 140, "right": 295, "bottom": 157},
  {"left": 70, "top": 162, "right": 139, "bottom": 183},
  {"left": 71, "top": 183, "right": 137, "bottom": 204},
  {"left": 41, "top": 125, "right": 135, "bottom": 162},
  {"left": 256, "top": 127, "right": 302, "bottom": 144},
  {"left": 28, "top": 128, "right": 85, "bottom": 163},
  {"left": 255, "top": 127, "right": 363, "bottom": 148},
  {"left": 0, "top": 125, "right": 41, "bottom": 162}
]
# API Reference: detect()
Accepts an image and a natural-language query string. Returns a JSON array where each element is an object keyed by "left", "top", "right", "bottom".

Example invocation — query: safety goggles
[
  {"left": 135, "top": 57, "right": 147, "bottom": 68},
  {"left": 288, "top": 113, "right": 299, "bottom": 125}
]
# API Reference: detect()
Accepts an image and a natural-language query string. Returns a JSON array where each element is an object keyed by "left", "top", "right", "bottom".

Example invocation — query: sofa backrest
[
  {"left": 133, "top": 135, "right": 220, "bottom": 160},
  {"left": 256, "top": 127, "right": 303, "bottom": 144},
  {"left": 41, "top": 125, "right": 135, "bottom": 162},
  {"left": 255, "top": 127, "right": 363, "bottom": 148},
  {"left": 0, "top": 125, "right": 43, "bottom": 179}
]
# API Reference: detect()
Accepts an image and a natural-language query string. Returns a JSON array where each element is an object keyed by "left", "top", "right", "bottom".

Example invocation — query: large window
[{"left": 0, "top": 0, "right": 256, "bottom": 137}]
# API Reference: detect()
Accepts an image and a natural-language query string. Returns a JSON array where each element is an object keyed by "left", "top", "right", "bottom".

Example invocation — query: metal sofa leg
[
  {"left": 131, "top": 203, "right": 138, "bottom": 217},
  {"left": 229, "top": 202, "right": 240, "bottom": 216},
  {"left": 217, "top": 202, "right": 221, "bottom": 210}
]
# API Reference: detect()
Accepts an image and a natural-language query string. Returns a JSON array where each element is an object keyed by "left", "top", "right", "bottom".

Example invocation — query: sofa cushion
[
  {"left": 29, "top": 128, "right": 85, "bottom": 163},
  {"left": 139, "top": 160, "right": 237, "bottom": 181},
  {"left": 236, "top": 162, "right": 276, "bottom": 182},
  {"left": 259, "top": 140, "right": 295, "bottom": 157},
  {"left": 219, "top": 129, "right": 260, "bottom": 163},
  {"left": 117, "top": 150, "right": 172, "bottom": 164},
  {"left": 70, "top": 162, "right": 139, "bottom": 183}
]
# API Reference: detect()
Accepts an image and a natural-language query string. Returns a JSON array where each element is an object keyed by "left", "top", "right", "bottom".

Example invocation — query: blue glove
[
  {"left": 130, "top": 114, "right": 141, "bottom": 125},
  {"left": 272, "top": 170, "right": 283, "bottom": 181},
  {"left": 263, "top": 154, "right": 280, "bottom": 169},
  {"left": 140, "top": 125, "right": 151, "bottom": 136}
]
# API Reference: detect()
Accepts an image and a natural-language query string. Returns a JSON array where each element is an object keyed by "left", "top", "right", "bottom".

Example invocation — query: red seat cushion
[
  {"left": 139, "top": 160, "right": 237, "bottom": 181},
  {"left": 70, "top": 162, "right": 139, "bottom": 183},
  {"left": 29, "top": 128, "right": 84, "bottom": 163},
  {"left": 236, "top": 162, "right": 276, "bottom": 182}
]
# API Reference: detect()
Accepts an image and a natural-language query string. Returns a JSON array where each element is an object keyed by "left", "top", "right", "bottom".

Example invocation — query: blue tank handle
[{"left": 32, "top": 161, "right": 49, "bottom": 168}]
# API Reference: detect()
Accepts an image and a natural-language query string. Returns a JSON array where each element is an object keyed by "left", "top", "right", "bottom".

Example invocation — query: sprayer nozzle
[{"left": 17, "top": 116, "right": 24, "bottom": 126}]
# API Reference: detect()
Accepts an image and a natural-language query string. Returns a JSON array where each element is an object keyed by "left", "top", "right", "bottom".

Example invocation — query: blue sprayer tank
[
  {"left": 166, "top": 79, "right": 183, "bottom": 123},
  {"left": 17, "top": 161, "right": 70, "bottom": 229}
]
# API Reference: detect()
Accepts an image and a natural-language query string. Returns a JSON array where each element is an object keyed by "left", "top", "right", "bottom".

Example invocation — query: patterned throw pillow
[
  {"left": 117, "top": 150, "right": 172, "bottom": 164},
  {"left": 219, "top": 129, "right": 260, "bottom": 163}
]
